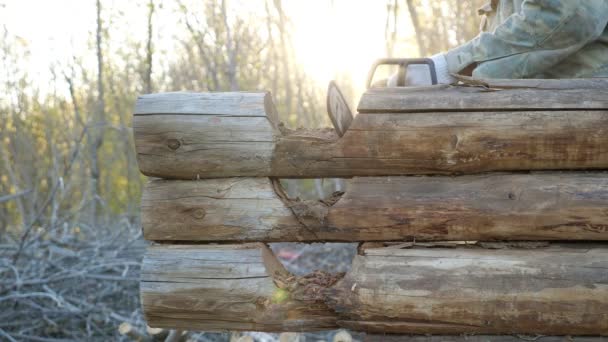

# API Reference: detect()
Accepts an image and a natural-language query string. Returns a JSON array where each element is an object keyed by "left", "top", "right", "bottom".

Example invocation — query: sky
[{"left": 0, "top": 0, "right": 419, "bottom": 97}]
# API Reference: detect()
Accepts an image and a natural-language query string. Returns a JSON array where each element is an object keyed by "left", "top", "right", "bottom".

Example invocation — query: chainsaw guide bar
[{"left": 326, "top": 80, "right": 353, "bottom": 137}]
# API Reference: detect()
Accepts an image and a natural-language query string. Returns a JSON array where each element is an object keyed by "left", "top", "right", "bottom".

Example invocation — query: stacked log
[
  {"left": 133, "top": 79, "right": 608, "bottom": 336},
  {"left": 134, "top": 81, "right": 608, "bottom": 179},
  {"left": 142, "top": 243, "right": 608, "bottom": 335},
  {"left": 142, "top": 174, "right": 608, "bottom": 242}
]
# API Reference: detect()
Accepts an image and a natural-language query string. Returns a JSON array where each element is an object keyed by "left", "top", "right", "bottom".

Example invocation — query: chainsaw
[{"left": 326, "top": 58, "right": 437, "bottom": 136}]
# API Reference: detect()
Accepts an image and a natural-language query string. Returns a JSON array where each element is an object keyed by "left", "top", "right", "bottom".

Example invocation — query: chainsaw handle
[{"left": 366, "top": 58, "right": 437, "bottom": 89}]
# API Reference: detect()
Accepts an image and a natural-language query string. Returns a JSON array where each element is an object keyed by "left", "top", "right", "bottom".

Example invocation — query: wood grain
[
  {"left": 140, "top": 244, "right": 336, "bottom": 332},
  {"left": 134, "top": 92, "right": 278, "bottom": 121},
  {"left": 358, "top": 80, "right": 608, "bottom": 113},
  {"left": 135, "top": 108, "right": 608, "bottom": 179},
  {"left": 141, "top": 178, "right": 302, "bottom": 241},
  {"left": 331, "top": 245, "right": 608, "bottom": 335},
  {"left": 133, "top": 91, "right": 281, "bottom": 178},
  {"left": 142, "top": 173, "right": 608, "bottom": 242},
  {"left": 141, "top": 243, "right": 608, "bottom": 334},
  {"left": 134, "top": 114, "right": 277, "bottom": 178}
]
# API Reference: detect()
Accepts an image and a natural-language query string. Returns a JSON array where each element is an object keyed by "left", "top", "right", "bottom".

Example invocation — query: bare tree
[
  {"left": 385, "top": 0, "right": 399, "bottom": 57},
  {"left": 90, "top": 0, "right": 106, "bottom": 227},
  {"left": 265, "top": 0, "right": 279, "bottom": 96},
  {"left": 180, "top": 2, "right": 220, "bottom": 90},
  {"left": 144, "top": 0, "right": 154, "bottom": 94},
  {"left": 221, "top": 0, "right": 239, "bottom": 91},
  {"left": 432, "top": 1, "right": 450, "bottom": 52},
  {"left": 273, "top": 0, "right": 293, "bottom": 117},
  {"left": 406, "top": 0, "right": 426, "bottom": 56}
]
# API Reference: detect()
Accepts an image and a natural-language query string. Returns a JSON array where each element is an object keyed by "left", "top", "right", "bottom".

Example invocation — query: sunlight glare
[
  {"left": 286, "top": 1, "right": 389, "bottom": 93},
  {"left": 1, "top": 0, "right": 418, "bottom": 102}
]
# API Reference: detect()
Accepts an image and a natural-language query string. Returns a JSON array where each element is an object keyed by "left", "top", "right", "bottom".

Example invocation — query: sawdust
[{"left": 274, "top": 270, "right": 345, "bottom": 302}]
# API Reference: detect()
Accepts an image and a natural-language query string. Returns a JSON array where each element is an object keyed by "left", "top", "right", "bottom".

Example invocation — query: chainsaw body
[
  {"left": 327, "top": 58, "right": 439, "bottom": 136},
  {"left": 366, "top": 58, "right": 438, "bottom": 88}
]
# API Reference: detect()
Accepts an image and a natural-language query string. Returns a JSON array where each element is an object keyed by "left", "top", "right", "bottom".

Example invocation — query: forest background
[{"left": 0, "top": 1, "right": 483, "bottom": 340}]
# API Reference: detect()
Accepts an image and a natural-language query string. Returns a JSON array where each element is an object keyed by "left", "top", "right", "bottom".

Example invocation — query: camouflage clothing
[{"left": 444, "top": 0, "right": 608, "bottom": 78}]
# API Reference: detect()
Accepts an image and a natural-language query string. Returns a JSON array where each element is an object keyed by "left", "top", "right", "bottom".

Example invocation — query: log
[
  {"left": 134, "top": 90, "right": 608, "bottom": 179},
  {"left": 332, "top": 245, "right": 608, "bottom": 335},
  {"left": 141, "top": 177, "right": 302, "bottom": 241},
  {"left": 134, "top": 92, "right": 279, "bottom": 178},
  {"left": 358, "top": 78, "right": 608, "bottom": 113},
  {"left": 140, "top": 244, "right": 337, "bottom": 332},
  {"left": 141, "top": 243, "right": 608, "bottom": 334},
  {"left": 141, "top": 173, "right": 608, "bottom": 242}
]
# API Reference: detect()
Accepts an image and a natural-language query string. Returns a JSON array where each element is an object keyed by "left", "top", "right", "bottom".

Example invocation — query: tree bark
[{"left": 141, "top": 243, "right": 608, "bottom": 335}]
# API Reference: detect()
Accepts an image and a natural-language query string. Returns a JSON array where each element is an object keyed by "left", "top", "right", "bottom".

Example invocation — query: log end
[{"left": 132, "top": 92, "right": 279, "bottom": 179}]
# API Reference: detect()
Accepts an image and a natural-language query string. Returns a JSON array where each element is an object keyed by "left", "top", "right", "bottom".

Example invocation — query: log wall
[{"left": 135, "top": 80, "right": 608, "bottom": 336}]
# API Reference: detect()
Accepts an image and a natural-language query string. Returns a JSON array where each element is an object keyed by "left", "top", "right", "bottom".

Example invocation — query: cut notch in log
[
  {"left": 133, "top": 84, "right": 608, "bottom": 179},
  {"left": 141, "top": 243, "right": 608, "bottom": 334},
  {"left": 141, "top": 173, "right": 608, "bottom": 242},
  {"left": 140, "top": 243, "right": 338, "bottom": 332}
]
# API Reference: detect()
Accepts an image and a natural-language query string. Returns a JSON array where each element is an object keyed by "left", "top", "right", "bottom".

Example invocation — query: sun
[
  {"left": 285, "top": 1, "right": 420, "bottom": 104},
  {"left": 286, "top": 1, "right": 390, "bottom": 93}
]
